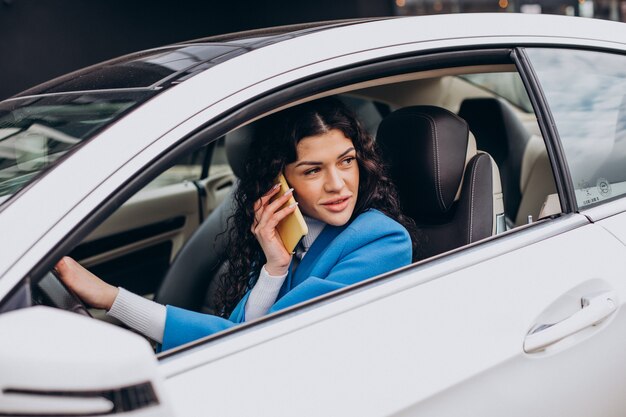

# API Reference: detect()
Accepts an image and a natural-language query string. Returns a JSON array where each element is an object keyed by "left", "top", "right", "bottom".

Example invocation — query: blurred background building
[
  {"left": 393, "top": 0, "right": 623, "bottom": 19},
  {"left": 1, "top": 0, "right": 624, "bottom": 100}
]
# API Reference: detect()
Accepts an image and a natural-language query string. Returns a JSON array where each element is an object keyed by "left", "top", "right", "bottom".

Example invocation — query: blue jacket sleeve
[
  {"left": 161, "top": 290, "right": 251, "bottom": 350},
  {"left": 161, "top": 305, "right": 235, "bottom": 351}
]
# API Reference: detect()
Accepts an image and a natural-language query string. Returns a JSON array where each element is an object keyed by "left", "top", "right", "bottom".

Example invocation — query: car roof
[
  {"left": 181, "top": 18, "right": 392, "bottom": 44},
  {"left": 12, "top": 18, "right": 390, "bottom": 99}
]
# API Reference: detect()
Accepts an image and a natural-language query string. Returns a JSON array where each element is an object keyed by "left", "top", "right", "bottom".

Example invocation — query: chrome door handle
[{"left": 524, "top": 291, "right": 617, "bottom": 353}]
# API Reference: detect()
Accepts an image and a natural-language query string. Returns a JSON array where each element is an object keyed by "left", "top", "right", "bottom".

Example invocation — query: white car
[{"left": 1, "top": 13, "right": 626, "bottom": 417}]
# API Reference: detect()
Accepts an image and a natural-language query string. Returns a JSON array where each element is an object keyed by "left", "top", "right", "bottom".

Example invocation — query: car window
[
  {"left": 209, "top": 137, "right": 228, "bottom": 170},
  {"left": 143, "top": 145, "right": 213, "bottom": 190},
  {"left": 460, "top": 72, "right": 533, "bottom": 113},
  {"left": 339, "top": 95, "right": 390, "bottom": 136},
  {"left": 526, "top": 48, "right": 626, "bottom": 209},
  {"left": 17, "top": 45, "right": 246, "bottom": 97}
]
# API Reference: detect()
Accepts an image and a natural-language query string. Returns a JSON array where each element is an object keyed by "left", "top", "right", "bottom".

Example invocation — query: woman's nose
[{"left": 324, "top": 168, "right": 345, "bottom": 192}]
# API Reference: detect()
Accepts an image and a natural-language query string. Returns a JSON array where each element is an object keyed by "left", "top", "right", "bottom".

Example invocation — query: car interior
[{"left": 30, "top": 63, "right": 563, "bottom": 334}]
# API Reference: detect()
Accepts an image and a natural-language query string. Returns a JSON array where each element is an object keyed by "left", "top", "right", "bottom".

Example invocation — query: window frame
[{"left": 512, "top": 47, "right": 577, "bottom": 216}]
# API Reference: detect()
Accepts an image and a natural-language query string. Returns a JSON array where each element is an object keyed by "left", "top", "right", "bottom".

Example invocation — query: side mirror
[{"left": 0, "top": 306, "right": 173, "bottom": 416}]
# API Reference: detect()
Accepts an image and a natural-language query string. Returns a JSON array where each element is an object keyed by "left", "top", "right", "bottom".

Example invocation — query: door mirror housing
[{"left": 0, "top": 306, "right": 172, "bottom": 416}]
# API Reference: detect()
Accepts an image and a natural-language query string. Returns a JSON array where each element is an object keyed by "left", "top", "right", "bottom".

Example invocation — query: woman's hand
[
  {"left": 252, "top": 184, "right": 299, "bottom": 276},
  {"left": 54, "top": 256, "right": 119, "bottom": 310}
]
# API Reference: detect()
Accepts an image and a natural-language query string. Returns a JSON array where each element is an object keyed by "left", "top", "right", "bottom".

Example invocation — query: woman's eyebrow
[
  {"left": 294, "top": 147, "right": 356, "bottom": 168},
  {"left": 294, "top": 160, "right": 322, "bottom": 168},
  {"left": 337, "top": 147, "right": 355, "bottom": 159}
]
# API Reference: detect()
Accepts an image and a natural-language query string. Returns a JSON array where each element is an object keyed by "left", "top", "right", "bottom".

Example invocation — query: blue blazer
[{"left": 161, "top": 209, "right": 412, "bottom": 350}]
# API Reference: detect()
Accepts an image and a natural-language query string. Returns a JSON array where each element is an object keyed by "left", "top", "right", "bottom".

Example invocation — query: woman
[{"left": 57, "top": 97, "right": 417, "bottom": 350}]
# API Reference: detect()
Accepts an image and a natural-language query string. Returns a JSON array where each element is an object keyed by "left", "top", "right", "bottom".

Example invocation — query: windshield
[
  {"left": 0, "top": 43, "right": 250, "bottom": 207},
  {"left": 0, "top": 91, "right": 153, "bottom": 203},
  {"left": 17, "top": 45, "right": 244, "bottom": 97}
]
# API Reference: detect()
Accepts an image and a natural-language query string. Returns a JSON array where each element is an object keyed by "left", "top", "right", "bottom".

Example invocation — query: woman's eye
[
  {"left": 304, "top": 168, "right": 320, "bottom": 176},
  {"left": 341, "top": 157, "right": 356, "bottom": 166}
]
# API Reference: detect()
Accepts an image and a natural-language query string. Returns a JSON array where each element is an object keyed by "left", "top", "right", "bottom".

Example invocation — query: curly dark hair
[{"left": 216, "top": 97, "right": 419, "bottom": 316}]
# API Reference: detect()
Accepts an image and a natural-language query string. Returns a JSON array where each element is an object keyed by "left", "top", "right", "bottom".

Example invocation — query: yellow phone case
[{"left": 271, "top": 174, "right": 308, "bottom": 253}]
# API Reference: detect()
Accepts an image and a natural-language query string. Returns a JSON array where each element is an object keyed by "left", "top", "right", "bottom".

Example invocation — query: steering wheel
[{"left": 36, "top": 270, "right": 93, "bottom": 318}]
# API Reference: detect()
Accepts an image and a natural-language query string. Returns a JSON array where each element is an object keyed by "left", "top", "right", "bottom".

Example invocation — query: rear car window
[{"left": 526, "top": 48, "right": 626, "bottom": 209}]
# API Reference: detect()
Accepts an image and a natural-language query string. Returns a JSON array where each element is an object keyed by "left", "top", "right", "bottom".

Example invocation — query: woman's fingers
[
  {"left": 254, "top": 184, "right": 293, "bottom": 223},
  {"left": 253, "top": 183, "right": 282, "bottom": 228},
  {"left": 264, "top": 187, "right": 294, "bottom": 212},
  {"left": 254, "top": 183, "right": 281, "bottom": 211},
  {"left": 250, "top": 184, "right": 299, "bottom": 275},
  {"left": 267, "top": 201, "right": 298, "bottom": 228},
  {"left": 254, "top": 203, "right": 298, "bottom": 275},
  {"left": 251, "top": 183, "right": 299, "bottom": 274},
  {"left": 54, "top": 256, "right": 118, "bottom": 310},
  {"left": 55, "top": 256, "right": 81, "bottom": 286},
  {"left": 253, "top": 202, "right": 298, "bottom": 239},
  {"left": 254, "top": 188, "right": 294, "bottom": 230}
]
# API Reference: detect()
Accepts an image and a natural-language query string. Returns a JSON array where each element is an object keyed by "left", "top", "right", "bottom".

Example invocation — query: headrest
[
  {"left": 458, "top": 97, "right": 530, "bottom": 219},
  {"left": 225, "top": 123, "right": 254, "bottom": 178},
  {"left": 377, "top": 106, "right": 472, "bottom": 221}
]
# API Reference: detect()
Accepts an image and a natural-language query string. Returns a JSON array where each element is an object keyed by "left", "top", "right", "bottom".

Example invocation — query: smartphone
[{"left": 270, "top": 174, "right": 308, "bottom": 253}]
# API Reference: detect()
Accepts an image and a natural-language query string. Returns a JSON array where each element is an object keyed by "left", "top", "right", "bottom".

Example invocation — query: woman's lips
[{"left": 321, "top": 196, "right": 351, "bottom": 212}]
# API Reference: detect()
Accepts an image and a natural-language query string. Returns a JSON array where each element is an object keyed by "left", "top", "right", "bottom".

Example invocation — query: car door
[
  {"left": 161, "top": 216, "right": 626, "bottom": 417},
  {"left": 158, "top": 48, "right": 626, "bottom": 416}
]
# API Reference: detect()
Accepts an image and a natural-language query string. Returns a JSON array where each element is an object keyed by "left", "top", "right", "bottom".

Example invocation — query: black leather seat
[
  {"left": 154, "top": 126, "right": 252, "bottom": 314},
  {"left": 377, "top": 105, "right": 503, "bottom": 259},
  {"left": 458, "top": 97, "right": 530, "bottom": 222}
]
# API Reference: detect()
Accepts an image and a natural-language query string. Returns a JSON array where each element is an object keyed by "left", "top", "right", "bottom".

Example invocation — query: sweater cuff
[
  {"left": 107, "top": 287, "right": 166, "bottom": 344},
  {"left": 244, "top": 265, "right": 288, "bottom": 321}
]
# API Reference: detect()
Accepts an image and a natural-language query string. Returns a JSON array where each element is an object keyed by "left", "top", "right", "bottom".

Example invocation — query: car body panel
[
  {"left": 162, "top": 218, "right": 626, "bottom": 416},
  {"left": 594, "top": 211, "right": 626, "bottom": 247}
]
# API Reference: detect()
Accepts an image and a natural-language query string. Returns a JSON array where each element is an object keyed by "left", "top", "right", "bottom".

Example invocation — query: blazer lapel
[
  {"left": 278, "top": 260, "right": 296, "bottom": 299},
  {"left": 290, "top": 224, "right": 346, "bottom": 288}
]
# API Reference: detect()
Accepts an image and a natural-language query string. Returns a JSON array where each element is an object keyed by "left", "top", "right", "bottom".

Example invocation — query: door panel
[
  {"left": 71, "top": 181, "right": 200, "bottom": 294},
  {"left": 400, "top": 314, "right": 626, "bottom": 416},
  {"left": 594, "top": 209, "right": 626, "bottom": 246},
  {"left": 198, "top": 163, "right": 235, "bottom": 219},
  {"left": 165, "top": 219, "right": 626, "bottom": 416},
  {"left": 70, "top": 156, "right": 235, "bottom": 296}
]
